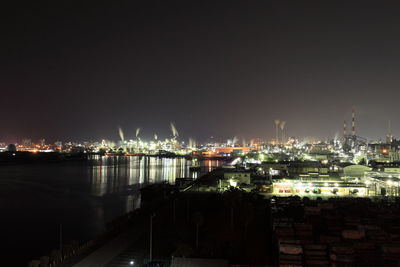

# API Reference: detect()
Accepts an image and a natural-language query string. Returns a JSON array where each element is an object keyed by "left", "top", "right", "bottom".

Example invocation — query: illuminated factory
[{"left": 2, "top": 107, "right": 400, "bottom": 198}]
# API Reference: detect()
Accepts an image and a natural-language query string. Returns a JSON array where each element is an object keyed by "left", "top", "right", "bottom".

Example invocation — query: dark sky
[{"left": 2, "top": 1, "right": 400, "bottom": 143}]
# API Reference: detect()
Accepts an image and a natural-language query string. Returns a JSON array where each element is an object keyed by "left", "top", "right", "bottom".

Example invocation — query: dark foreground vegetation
[{"left": 30, "top": 188, "right": 400, "bottom": 266}]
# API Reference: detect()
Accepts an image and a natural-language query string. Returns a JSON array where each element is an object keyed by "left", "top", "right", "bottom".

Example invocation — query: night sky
[{"left": 3, "top": 1, "right": 400, "bottom": 143}]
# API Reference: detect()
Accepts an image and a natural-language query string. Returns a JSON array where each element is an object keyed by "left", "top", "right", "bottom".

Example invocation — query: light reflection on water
[
  {"left": 88, "top": 156, "right": 222, "bottom": 212},
  {"left": 0, "top": 156, "right": 223, "bottom": 266}
]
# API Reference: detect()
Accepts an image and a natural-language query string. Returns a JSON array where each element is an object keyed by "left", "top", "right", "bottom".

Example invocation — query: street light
[{"left": 130, "top": 260, "right": 135, "bottom": 265}]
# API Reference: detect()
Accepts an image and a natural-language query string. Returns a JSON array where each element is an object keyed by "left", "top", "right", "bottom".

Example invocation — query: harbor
[
  {"left": 26, "top": 155, "right": 400, "bottom": 266},
  {"left": 1, "top": 155, "right": 224, "bottom": 267}
]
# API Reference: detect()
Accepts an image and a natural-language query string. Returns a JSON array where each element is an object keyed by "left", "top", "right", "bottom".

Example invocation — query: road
[{"left": 71, "top": 218, "right": 146, "bottom": 267}]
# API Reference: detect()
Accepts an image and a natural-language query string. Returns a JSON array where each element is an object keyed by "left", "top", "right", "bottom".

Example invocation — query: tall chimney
[
  {"left": 343, "top": 120, "right": 347, "bottom": 137},
  {"left": 352, "top": 107, "right": 355, "bottom": 136},
  {"left": 274, "top": 120, "right": 280, "bottom": 144},
  {"left": 280, "top": 121, "right": 286, "bottom": 144},
  {"left": 388, "top": 120, "right": 392, "bottom": 143}
]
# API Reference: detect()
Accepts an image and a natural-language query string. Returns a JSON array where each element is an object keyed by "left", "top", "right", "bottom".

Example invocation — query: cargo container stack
[{"left": 303, "top": 244, "right": 329, "bottom": 267}]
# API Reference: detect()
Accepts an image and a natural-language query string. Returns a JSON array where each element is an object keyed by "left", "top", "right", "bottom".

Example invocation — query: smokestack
[
  {"left": 343, "top": 120, "right": 347, "bottom": 137},
  {"left": 280, "top": 121, "right": 286, "bottom": 144},
  {"left": 136, "top": 128, "right": 141, "bottom": 138},
  {"left": 388, "top": 120, "right": 393, "bottom": 143},
  {"left": 118, "top": 126, "right": 124, "bottom": 142},
  {"left": 170, "top": 122, "right": 179, "bottom": 138},
  {"left": 352, "top": 107, "right": 355, "bottom": 136},
  {"left": 274, "top": 120, "right": 280, "bottom": 144}
]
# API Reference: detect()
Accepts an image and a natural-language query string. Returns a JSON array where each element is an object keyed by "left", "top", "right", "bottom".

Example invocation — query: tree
[
  {"left": 28, "top": 260, "right": 40, "bottom": 267},
  {"left": 6, "top": 144, "right": 16, "bottom": 152},
  {"left": 49, "top": 249, "right": 61, "bottom": 263},
  {"left": 193, "top": 212, "right": 204, "bottom": 249},
  {"left": 173, "top": 242, "right": 194, "bottom": 257},
  {"left": 40, "top": 256, "right": 50, "bottom": 267},
  {"left": 239, "top": 201, "right": 255, "bottom": 237},
  {"left": 223, "top": 189, "right": 243, "bottom": 230},
  {"left": 358, "top": 158, "right": 367, "bottom": 165}
]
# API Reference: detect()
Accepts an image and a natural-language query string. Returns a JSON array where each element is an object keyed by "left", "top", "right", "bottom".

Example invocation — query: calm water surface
[{"left": 0, "top": 156, "right": 223, "bottom": 266}]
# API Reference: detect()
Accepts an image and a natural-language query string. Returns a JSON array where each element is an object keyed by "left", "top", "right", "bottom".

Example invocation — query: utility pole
[
  {"left": 59, "top": 224, "right": 63, "bottom": 260},
  {"left": 196, "top": 223, "right": 199, "bottom": 249},
  {"left": 173, "top": 199, "right": 176, "bottom": 224},
  {"left": 149, "top": 214, "right": 155, "bottom": 261}
]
